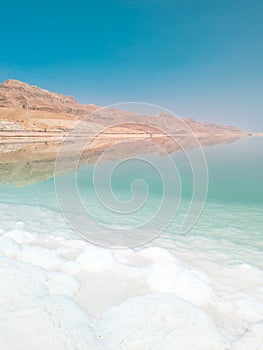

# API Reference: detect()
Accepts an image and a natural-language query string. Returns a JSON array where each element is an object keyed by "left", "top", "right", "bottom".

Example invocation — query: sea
[{"left": 0, "top": 136, "right": 262, "bottom": 349}]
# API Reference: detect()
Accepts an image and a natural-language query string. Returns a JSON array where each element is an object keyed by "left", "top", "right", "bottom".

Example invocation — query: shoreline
[{"left": 0, "top": 130, "right": 251, "bottom": 143}]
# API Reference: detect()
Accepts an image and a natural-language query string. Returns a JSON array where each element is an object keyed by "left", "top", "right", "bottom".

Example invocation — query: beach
[{"left": 0, "top": 137, "right": 262, "bottom": 349}]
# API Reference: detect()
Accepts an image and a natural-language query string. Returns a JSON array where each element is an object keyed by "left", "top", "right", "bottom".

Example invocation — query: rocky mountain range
[
  {"left": 0, "top": 79, "right": 244, "bottom": 135},
  {"left": 0, "top": 79, "right": 250, "bottom": 185}
]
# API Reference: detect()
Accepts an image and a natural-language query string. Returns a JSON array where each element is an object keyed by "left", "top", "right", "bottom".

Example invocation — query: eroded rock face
[
  {"left": 0, "top": 79, "right": 97, "bottom": 116},
  {"left": 0, "top": 79, "right": 246, "bottom": 138},
  {"left": 0, "top": 79, "right": 242, "bottom": 133}
]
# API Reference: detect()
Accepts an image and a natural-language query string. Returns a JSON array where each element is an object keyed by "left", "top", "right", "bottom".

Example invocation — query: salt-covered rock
[
  {"left": 231, "top": 322, "right": 263, "bottom": 350},
  {"left": 97, "top": 293, "right": 229, "bottom": 350}
]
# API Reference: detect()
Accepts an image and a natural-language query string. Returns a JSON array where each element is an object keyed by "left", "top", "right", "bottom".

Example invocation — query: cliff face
[
  {"left": 0, "top": 79, "right": 96, "bottom": 116},
  {"left": 0, "top": 79, "right": 101, "bottom": 131}
]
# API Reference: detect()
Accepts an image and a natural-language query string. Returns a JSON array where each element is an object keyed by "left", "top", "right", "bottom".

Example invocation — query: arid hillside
[
  {"left": 0, "top": 79, "right": 251, "bottom": 185},
  {"left": 0, "top": 79, "right": 245, "bottom": 137}
]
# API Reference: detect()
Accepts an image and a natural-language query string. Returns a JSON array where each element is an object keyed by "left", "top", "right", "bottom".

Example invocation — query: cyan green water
[{"left": 0, "top": 137, "right": 262, "bottom": 250}]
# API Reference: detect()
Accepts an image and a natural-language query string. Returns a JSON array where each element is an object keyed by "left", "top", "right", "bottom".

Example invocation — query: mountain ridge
[
  {"left": 0, "top": 79, "right": 251, "bottom": 185},
  {"left": 0, "top": 79, "right": 247, "bottom": 139},
  {"left": 0, "top": 79, "right": 97, "bottom": 117}
]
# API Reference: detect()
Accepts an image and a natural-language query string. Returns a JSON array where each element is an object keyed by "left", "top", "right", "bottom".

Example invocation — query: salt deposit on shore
[{"left": 0, "top": 202, "right": 262, "bottom": 349}]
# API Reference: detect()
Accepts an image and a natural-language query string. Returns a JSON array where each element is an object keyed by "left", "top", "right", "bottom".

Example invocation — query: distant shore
[{"left": 0, "top": 129, "right": 255, "bottom": 144}]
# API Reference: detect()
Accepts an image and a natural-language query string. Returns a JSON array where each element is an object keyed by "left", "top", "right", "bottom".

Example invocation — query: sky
[{"left": 0, "top": 0, "right": 262, "bottom": 131}]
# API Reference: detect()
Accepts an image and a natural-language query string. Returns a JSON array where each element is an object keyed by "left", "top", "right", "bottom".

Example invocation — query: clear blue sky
[{"left": 0, "top": 0, "right": 262, "bottom": 131}]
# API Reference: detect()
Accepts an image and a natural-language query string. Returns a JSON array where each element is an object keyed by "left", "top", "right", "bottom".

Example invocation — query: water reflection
[{"left": 0, "top": 131, "right": 242, "bottom": 186}]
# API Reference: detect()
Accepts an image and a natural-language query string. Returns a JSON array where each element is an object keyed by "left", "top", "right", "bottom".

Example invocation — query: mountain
[
  {"left": 0, "top": 79, "right": 244, "bottom": 136},
  {"left": 0, "top": 79, "right": 96, "bottom": 116},
  {"left": 0, "top": 79, "right": 249, "bottom": 185}
]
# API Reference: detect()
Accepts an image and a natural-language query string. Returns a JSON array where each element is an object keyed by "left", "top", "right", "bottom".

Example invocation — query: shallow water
[{"left": 0, "top": 137, "right": 262, "bottom": 349}]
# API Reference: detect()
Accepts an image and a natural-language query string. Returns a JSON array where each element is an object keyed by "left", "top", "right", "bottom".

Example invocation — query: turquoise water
[
  {"left": 0, "top": 137, "right": 262, "bottom": 248},
  {"left": 1, "top": 136, "right": 262, "bottom": 348}
]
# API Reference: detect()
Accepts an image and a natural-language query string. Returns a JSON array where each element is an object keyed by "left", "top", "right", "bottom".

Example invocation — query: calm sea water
[
  {"left": 1, "top": 137, "right": 263, "bottom": 347},
  {"left": 0, "top": 137, "right": 262, "bottom": 249}
]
